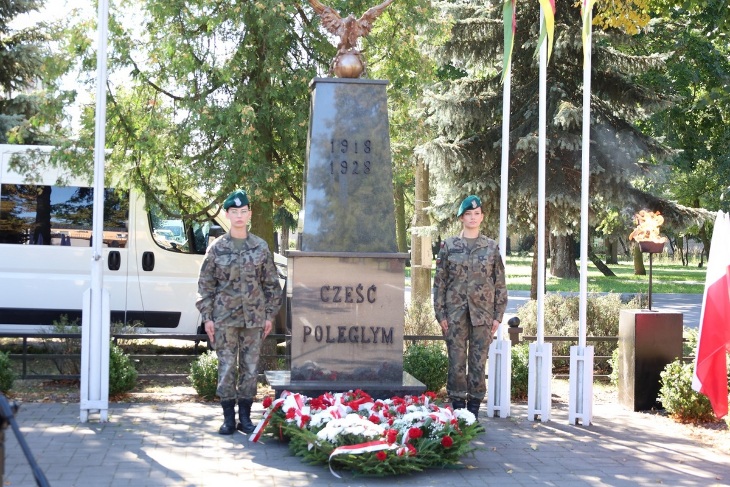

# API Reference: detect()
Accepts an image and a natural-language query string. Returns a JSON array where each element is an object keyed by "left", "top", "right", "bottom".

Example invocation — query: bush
[
  {"left": 404, "top": 299, "right": 440, "bottom": 339},
  {"left": 109, "top": 342, "right": 138, "bottom": 396},
  {"left": 0, "top": 350, "right": 15, "bottom": 393},
  {"left": 609, "top": 347, "right": 619, "bottom": 386},
  {"left": 40, "top": 315, "right": 81, "bottom": 375},
  {"left": 403, "top": 343, "right": 448, "bottom": 393},
  {"left": 658, "top": 359, "right": 716, "bottom": 423},
  {"left": 189, "top": 350, "right": 219, "bottom": 401},
  {"left": 515, "top": 293, "right": 637, "bottom": 365},
  {"left": 511, "top": 343, "right": 530, "bottom": 400}
]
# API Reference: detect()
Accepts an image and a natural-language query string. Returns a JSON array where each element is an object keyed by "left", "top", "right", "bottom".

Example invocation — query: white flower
[
  {"left": 454, "top": 409, "right": 476, "bottom": 425},
  {"left": 316, "top": 414, "right": 385, "bottom": 444}
]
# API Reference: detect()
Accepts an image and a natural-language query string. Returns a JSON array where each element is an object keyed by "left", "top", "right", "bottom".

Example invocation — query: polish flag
[{"left": 692, "top": 211, "right": 730, "bottom": 418}]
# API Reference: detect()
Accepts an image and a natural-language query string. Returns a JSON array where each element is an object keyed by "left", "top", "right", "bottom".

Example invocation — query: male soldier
[
  {"left": 433, "top": 195, "right": 507, "bottom": 424},
  {"left": 196, "top": 189, "right": 282, "bottom": 435}
]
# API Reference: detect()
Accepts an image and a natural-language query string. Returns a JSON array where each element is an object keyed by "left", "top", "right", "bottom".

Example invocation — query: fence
[{"left": 1, "top": 330, "right": 621, "bottom": 381}]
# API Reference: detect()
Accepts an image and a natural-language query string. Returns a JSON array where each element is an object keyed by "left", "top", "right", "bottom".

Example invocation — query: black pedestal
[
  {"left": 265, "top": 370, "right": 425, "bottom": 400},
  {"left": 618, "top": 310, "right": 683, "bottom": 411}
]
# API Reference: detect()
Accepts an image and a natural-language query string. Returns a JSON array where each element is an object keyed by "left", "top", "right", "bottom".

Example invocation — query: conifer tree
[
  {"left": 0, "top": 0, "right": 47, "bottom": 143},
  {"left": 421, "top": 1, "right": 708, "bottom": 284}
]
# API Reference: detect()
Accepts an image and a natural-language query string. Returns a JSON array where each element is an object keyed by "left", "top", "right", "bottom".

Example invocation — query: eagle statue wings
[{"left": 308, "top": 0, "right": 395, "bottom": 77}]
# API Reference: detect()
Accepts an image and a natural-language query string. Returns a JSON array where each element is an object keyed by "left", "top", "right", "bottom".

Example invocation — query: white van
[{"left": 0, "top": 144, "right": 288, "bottom": 337}]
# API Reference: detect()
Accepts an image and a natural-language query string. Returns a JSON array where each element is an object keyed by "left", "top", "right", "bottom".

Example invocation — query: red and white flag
[{"left": 693, "top": 211, "right": 730, "bottom": 418}]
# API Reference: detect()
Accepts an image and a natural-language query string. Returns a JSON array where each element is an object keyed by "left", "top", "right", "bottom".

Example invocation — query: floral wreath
[{"left": 250, "top": 389, "right": 481, "bottom": 477}]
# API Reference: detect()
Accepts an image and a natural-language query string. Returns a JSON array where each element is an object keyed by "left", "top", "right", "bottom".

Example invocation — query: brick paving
[{"left": 4, "top": 399, "right": 729, "bottom": 487}]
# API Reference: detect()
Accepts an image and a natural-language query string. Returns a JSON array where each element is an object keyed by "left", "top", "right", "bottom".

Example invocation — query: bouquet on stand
[{"left": 250, "top": 389, "right": 481, "bottom": 477}]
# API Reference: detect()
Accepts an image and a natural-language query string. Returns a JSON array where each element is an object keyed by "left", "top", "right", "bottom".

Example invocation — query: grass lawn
[{"left": 406, "top": 254, "right": 706, "bottom": 294}]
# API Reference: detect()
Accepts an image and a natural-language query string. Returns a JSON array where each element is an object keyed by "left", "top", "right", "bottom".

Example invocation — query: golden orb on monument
[{"left": 333, "top": 52, "right": 365, "bottom": 78}]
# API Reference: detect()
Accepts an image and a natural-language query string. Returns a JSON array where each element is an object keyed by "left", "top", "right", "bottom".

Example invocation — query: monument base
[{"left": 265, "top": 370, "right": 426, "bottom": 400}]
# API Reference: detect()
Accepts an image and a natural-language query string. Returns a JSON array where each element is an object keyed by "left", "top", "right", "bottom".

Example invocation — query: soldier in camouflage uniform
[
  {"left": 196, "top": 189, "right": 282, "bottom": 435},
  {"left": 433, "top": 195, "right": 507, "bottom": 423}
]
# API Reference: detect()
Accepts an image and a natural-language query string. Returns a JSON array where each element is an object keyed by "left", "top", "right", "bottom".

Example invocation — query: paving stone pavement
[{"left": 4, "top": 399, "right": 729, "bottom": 487}]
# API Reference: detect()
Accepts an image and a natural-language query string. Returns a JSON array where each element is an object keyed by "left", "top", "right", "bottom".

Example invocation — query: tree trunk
[
  {"left": 250, "top": 199, "right": 275, "bottom": 250},
  {"left": 550, "top": 234, "right": 579, "bottom": 278},
  {"left": 411, "top": 157, "right": 432, "bottom": 305},
  {"left": 588, "top": 243, "right": 616, "bottom": 277},
  {"left": 394, "top": 182, "right": 408, "bottom": 254},
  {"left": 604, "top": 237, "right": 618, "bottom": 264},
  {"left": 280, "top": 225, "right": 290, "bottom": 253},
  {"left": 632, "top": 242, "right": 646, "bottom": 275}
]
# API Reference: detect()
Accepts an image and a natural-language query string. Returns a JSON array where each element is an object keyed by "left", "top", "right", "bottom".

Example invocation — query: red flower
[
  {"left": 406, "top": 443, "right": 417, "bottom": 456},
  {"left": 408, "top": 427, "right": 423, "bottom": 439},
  {"left": 386, "top": 429, "right": 398, "bottom": 444},
  {"left": 376, "top": 451, "right": 387, "bottom": 461},
  {"left": 262, "top": 396, "right": 273, "bottom": 408},
  {"left": 368, "top": 414, "right": 381, "bottom": 424},
  {"left": 441, "top": 435, "right": 454, "bottom": 448},
  {"left": 300, "top": 414, "right": 311, "bottom": 425},
  {"left": 424, "top": 391, "right": 437, "bottom": 400},
  {"left": 397, "top": 404, "right": 407, "bottom": 414},
  {"left": 285, "top": 408, "right": 296, "bottom": 420}
]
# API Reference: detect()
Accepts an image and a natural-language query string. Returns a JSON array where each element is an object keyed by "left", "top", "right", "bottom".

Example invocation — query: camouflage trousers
[
  {"left": 444, "top": 310, "right": 492, "bottom": 401},
  {"left": 215, "top": 325, "right": 263, "bottom": 401}
]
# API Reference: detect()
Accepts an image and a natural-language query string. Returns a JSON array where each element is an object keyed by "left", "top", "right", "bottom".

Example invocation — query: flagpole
[
  {"left": 527, "top": 6, "right": 552, "bottom": 423},
  {"left": 80, "top": 0, "right": 110, "bottom": 423},
  {"left": 569, "top": 4, "right": 595, "bottom": 426},
  {"left": 487, "top": 57, "right": 513, "bottom": 419}
]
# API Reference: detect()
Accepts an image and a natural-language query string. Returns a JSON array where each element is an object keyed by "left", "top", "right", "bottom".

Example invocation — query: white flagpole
[
  {"left": 80, "top": 0, "right": 111, "bottom": 423},
  {"left": 527, "top": 6, "right": 552, "bottom": 422},
  {"left": 487, "top": 58, "right": 513, "bottom": 418},
  {"left": 569, "top": 5, "right": 595, "bottom": 426}
]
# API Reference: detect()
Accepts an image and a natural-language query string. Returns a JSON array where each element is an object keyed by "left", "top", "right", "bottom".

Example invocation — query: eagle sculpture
[{"left": 308, "top": 0, "right": 395, "bottom": 78}]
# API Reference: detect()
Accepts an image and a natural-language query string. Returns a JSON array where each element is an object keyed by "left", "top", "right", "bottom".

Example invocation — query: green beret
[
  {"left": 457, "top": 195, "right": 482, "bottom": 217},
  {"left": 223, "top": 190, "right": 250, "bottom": 210}
]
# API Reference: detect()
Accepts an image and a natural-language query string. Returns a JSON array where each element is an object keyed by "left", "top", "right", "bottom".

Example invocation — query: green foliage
[
  {"left": 108, "top": 342, "right": 137, "bottom": 396},
  {"left": 609, "top": 347, "right": 620, "bottom": 386},
  {"left": 0, "top": 350, "right": 15, "bottom": 393},
  {"left": 40, "top": 315, "right": 81, "bottom": 375},
  {"left": 189, "top": 351, "right": 219, "bottom": 401},
  {"left": 510, "top": 343, "right": 530, "bottom": 400},
  {"left": 403, "top": 343, "right": 448, "bottom": 393},
  {"left": 404, "top": 299, "right": 440, "bottom": 338},
  {"left": 658, "top": 359, "right": 716, "bottom": 423},
  {"left": 516, "top": 294, "right": 635, "bottom": 361}
]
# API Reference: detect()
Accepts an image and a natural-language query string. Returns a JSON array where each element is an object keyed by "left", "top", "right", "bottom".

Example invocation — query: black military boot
[
  {"left": 466, "top": 399, "right": 481, "bottom": 419},
  {"left": 236, "top": 398, "right": 256, "bottom": 434},
  {"left": 467, "top": 399, "right": 485, "bottom": 433},
  {"left": 219, "top": 399, "right": 236, "bottom": 435},
  {"left": 452, "top": 398, "right": 466, "bottom": 410}
]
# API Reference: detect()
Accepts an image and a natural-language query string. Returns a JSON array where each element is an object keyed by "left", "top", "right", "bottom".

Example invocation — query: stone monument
[
  {"left": 265, "top": 77, "right": 424, "bottom": 398},
  {"left": 265, "top": 1, "right": 424, "bottom": 398}
]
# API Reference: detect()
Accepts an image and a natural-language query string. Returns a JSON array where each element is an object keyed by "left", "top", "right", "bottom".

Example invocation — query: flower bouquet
[{"left": 250, "top": 389, "right": 481, "bottom": 477}]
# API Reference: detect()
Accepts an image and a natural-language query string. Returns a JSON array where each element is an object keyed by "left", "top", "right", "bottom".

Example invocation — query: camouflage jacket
[
  {"left": 433, "top": 235, "right": 507, "bottom": 327},
  {"left": 196, "top": 232, "right": 282, "bottom": 328}
]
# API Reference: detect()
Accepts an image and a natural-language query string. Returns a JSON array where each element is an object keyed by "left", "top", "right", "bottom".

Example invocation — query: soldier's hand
[
  {"left": 440, "top": 319, "right": 448, "bottom": 334},
  {"left": 263, "top": 319, "right": 273, "bottom": 339},
  {"left": 491, "top": 320, "right": 500, "bottom": 336},
  {"left": 204, "top": 320, "right": 215, "bottom": 345}
]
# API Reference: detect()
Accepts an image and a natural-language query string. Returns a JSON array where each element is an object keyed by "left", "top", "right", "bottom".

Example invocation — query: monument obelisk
[{"left": 265, "top": 0, "right": 424, "bottom": 398}]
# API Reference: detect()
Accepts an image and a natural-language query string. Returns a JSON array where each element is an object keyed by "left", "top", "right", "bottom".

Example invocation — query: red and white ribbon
[
  {"left": 327, "top": 440, "right": 398, "bottom": 478},
  {"left": 249, "top": 391, "right": 290, "bottom": 443}
]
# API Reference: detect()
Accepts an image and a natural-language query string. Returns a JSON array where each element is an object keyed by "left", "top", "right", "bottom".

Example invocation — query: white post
[
  {"left": 487, "top": 46, "right": 513, "bottom": 418},
  {"left": 80, "top": 0, "right": 110, "bottom": 423},
  {"left": 527, "top": 7, "right": 552, "bottom": 422},
  {"left": 569, "top": 5, "right": 595, "bottom": 426},
  {"left": 487, "top": 323, "right": 512, "bottom": 418}
]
